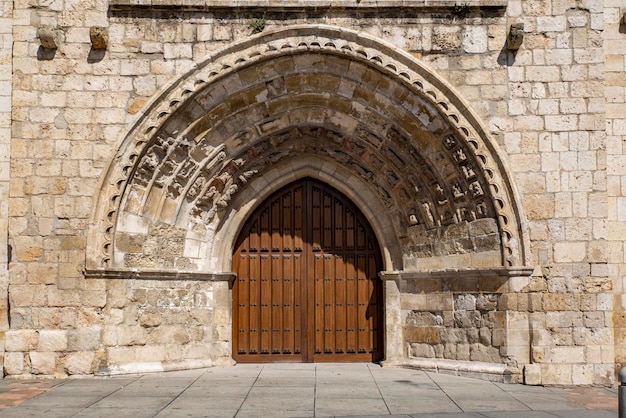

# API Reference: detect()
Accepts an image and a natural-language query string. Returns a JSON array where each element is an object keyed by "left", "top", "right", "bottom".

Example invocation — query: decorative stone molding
[
  {"left": 381, "top": 267, "right": 534, "bottom": 281},
  {"left": 108, "top": 0, "right": 508, "bottom": 13},
  {"left": 84, "top": 269, "right": 236, "bottom": 284},
  {"left": 87, "top": 25, "right": 529, "bottom": 272}
]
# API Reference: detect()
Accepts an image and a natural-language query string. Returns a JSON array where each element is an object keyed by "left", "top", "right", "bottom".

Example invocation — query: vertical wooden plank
[
  {"left": 283, "top": 253, "right": 293, "bottom": 354},
  {"left": 237, "top": 253, "right": 250, "bottom": 355},
  {"left": 271, "top": 199, "right": 281, "bottom": 252},
  {"left": 260, "top": 207, "right": 270, "bottom": 252},
  {"left": 249, "top": 254, "right": 260, "bottom": 355},
  {"left": 311, "top": 185, "right": 322, "bottom": 252},
  {"left": 356, "top": 222, "right": 366, "bottom": 251},
  {"left": 307, "top": 183, "right": 319, "bottom": 361},
  {"left": 272, "top": 253, "right": 283, "bottom": 354},
  {"left": 346, "top": 254, "right": 357, "bottom": 354},
  {"left": 346, "top": 210, "right": 355, "bottom": 251},
  {"left": 260, "top": 253, "right": 271, "bottom": 354},
  {"left": 294, "top": 185, "right": 306, "bottom": 359},
  {"left": 314, "top": 252, "right": 324, "bottom": 356},
  {"left": 334, "top": 199, "right": 344, "bottom": 250},
  {"left": 323, "top": 253, "right": 335, "bottom": 354},
  {"left": 323, "top": 191, "right": 332, "bottom": 250},
  {"left": 334, "top": 253, "right": 346, "bottom": 354},
  {"left": 357, "top": 253, "right": 368, "bottom": 353},
  {"left": 283, "top": 191, "right": 293, "bottom": 251},
  {"left": 293, "top": 253, "right": 303, "bottom": 355},
  {"left": 248, "top": 220, "right": 259, "bottom": 252},
  {"left": 294, "top": 186, "right": 304, "bottom": 253}
]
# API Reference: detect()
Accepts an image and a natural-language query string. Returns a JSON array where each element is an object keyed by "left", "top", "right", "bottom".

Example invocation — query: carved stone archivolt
[{"left": 87, "top": 25, "right": 528, "bottom": 270}]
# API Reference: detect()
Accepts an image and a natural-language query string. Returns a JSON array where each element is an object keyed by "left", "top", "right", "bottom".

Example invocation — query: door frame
[{"left": 218, "top": 159, "right": 406, "bottom": 365}]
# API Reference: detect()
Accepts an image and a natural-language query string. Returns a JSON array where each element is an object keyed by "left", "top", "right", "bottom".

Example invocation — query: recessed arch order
[{"left": 86, "top": 25, "right": 529, "bottom": 275}]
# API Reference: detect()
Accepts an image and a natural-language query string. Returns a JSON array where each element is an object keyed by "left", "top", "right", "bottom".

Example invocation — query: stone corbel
[
  {"left": 37, "top": 26, "right": 61, "bottom": 50},
  {"left": 507, "top": 23, "right": 524, "bottom": 50},
  {"left": 90, "top": 27, "right": 108, "bottom": 50}
]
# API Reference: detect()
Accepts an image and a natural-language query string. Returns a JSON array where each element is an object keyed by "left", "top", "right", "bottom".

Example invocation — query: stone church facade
[{"left": 0, "top": 0, "right": 624, "bottom": 385}]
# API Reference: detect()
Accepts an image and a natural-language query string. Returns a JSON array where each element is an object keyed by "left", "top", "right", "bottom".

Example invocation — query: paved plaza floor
[{"left": 0, "top": 363, "right": 617, "bottom": 417}]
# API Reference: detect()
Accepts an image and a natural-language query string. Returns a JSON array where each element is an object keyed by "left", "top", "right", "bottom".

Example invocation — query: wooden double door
[{"left": 233, "top": 178, "right": 383, "bottom": 363}]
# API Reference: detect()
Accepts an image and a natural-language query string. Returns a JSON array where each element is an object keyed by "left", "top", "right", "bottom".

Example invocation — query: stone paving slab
[{"left": 0, "top": 363, "right": 618, "bottom": 417}]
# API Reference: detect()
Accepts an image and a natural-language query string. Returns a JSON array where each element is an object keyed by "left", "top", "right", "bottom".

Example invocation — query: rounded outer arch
[{"left": 86, "top": 24, "right": 530, "bottom": 271}]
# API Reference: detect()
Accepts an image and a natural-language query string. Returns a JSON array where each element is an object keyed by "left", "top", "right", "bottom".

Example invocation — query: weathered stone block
[
  {"left": 148, "top": 325, "right": 191, "bottom": 345},
  {"left": 139, "top": 309, "right": 162, "bottom": 327},
  {"left": 454, "top": 294, "right": 476, "bottom": 311},
  {"left": 541, "top": 364, "right": 573, "bottom": 385},
  {"left": 409, "top": 343, "right": 435, "bottom": 358},
  {"left": 546, "top": 346, "right": 585, "bottom": 363},
  {"left": 108, "top": 346, "right": 136, "bottom": 365},
  {"left": 5, "top": 329, "right": 37, "bottom": 351},
  {"left": 4, "top": 352, "right": 25, "bottom": 375},
  {"left": 462, "top": 26, "right": 487, "bottom": 53},
  {"left": 572, "top": 327, "right": 612, "bottom": 345},
  {"left": 117, "top": 325, "right": 147, "bottom": 346},
  {"left": 29, "top": 351, "right": 56, "bottom": 375},
  {"left": 134, "top": 345, "right": 166, "bottom": 362},
  {"left": 404, "top": 326, "right": 441, "bottom": 344},
  {"left": 67, "top": 327, "right": 101, "bottom": 351},
  {"left": 64, "top": 351, "right": 95, "bottom": 375},
  {"left": 542, "top": 294, "right": 580, "bottom": 311},
  {"left": 571, "top": 364, "right": 595, "bottom": 385},
  {"left": 545, "top": 311, "right": 583, "bottom": 328},
  {"left": 524, "top": 364, "right": 542, "bottom": 385},
  {"left": 469, "top": 344, "right": 501, "bottom": 363},
  {"left": 456, "top": 344, "right": 470, "bottom": 361},
  {"left": 593, "top": 364, "right": 614, "bottom": 385},
  {"left": 37, "top": 329, "right": 67, "bottom": 352}
]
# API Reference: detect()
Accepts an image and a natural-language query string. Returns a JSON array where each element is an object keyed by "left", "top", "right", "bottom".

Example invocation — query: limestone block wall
[
  {"left": 497, "top": 0, "right": 614, "bottom": 386},
  {"left": 0, "top": 0, "right": 11, "bottom": 377},
  {"left": 401, "top": 277, "right": 507, "bottom": 364},
  {"left": 3, "top": 0, "right": 625, "bottom": 384},
  {"left": 404, "top": 218, "right": 503, "bottom": 270},
  {"left": 605, "top": 0, "right": 626, "bottom": 374},
  {"left": 101, "top": 278, "right": 232, "bottom": 374}
]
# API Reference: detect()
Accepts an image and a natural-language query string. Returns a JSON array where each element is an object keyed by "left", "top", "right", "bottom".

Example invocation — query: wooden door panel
[{"left": 233, "top": 178, "right": 382, "bottom": 363}]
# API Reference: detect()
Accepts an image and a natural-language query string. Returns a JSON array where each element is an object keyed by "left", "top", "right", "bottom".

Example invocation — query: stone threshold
[
  {"left": 97, "top": 359, "right": 221, "bottom": 376},
  {"left": 397, "top": 357, "right": 522, "bottom": 384},
  {"left": 109, "top": 0, "right": 507, "bottom": 13},
  {"left": 84, "top": 268, "right": 236, "bottom": 284}
]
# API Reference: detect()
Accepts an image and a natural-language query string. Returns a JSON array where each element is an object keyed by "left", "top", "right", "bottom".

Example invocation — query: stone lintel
[
  {"left": 84, "top": 269, "right": 236, "bottom": 284},
  {"left": 108, "top": 0, "right": 507, "bottom": 13},
  {"left": 380, "top": 267, "right": 534, "bottom": 281}
]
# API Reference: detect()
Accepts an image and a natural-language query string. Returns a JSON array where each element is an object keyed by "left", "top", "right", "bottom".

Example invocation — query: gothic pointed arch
[{"left": 86, "top": 25, "right": 529, "bottom": 274}]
